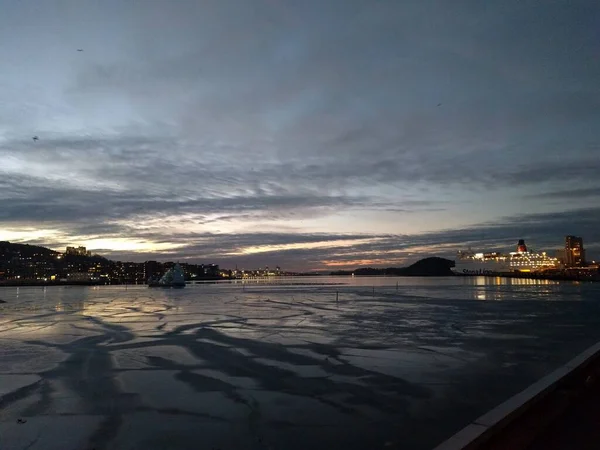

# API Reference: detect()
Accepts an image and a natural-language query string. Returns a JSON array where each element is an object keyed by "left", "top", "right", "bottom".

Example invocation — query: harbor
[
  {"left": 452, "top": 236, "right": 599, "bottom": 282},
  {"left": 1, "top": 0, "right": 598, "bottom": 447},
  {"left": 2, "top": 278, "right": 600, "bottom": 449}
]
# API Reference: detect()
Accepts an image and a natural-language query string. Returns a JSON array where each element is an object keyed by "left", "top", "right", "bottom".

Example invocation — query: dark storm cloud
[
  {"left": 1, "top": 168, "right": 440, "bottom": 245},
  {"left": 526, "top": 187, "right": 600, "bottom": 200},
  {"left": 381, "top": 207, "right": 600, "bottom": 259},
  {"left": 0, "top": 174, "right": 372, "bottom": 224},
  {"left": 4, "top": 132, "right": 599, "bottom": 210},
  {"left": 506, "top": 160, "right": 600, "bottom": 186},
  {"left": 1, "top": 136, "right": 447, "bottom": 230}
]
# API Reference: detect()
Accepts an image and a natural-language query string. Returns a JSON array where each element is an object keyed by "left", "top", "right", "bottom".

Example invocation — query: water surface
[{"left": 1, "top": 277, "right": 600, "bottom": 450}]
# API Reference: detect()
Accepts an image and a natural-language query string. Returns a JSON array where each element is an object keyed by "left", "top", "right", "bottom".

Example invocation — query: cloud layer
[{"left": 1, "top": 0, "right": 599, "bottom": 268}]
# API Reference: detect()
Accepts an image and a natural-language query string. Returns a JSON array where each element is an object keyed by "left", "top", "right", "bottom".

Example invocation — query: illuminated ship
[
  {"left": 452, "top": 239, "right": 559, "bottom": 275},
  {"left": 148, "top": 263, "right": 186, "bottom": 288}
]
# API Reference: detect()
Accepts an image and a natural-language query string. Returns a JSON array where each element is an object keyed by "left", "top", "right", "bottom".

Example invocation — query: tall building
[{"left": 565, "top": 236, "right": 585, "bottom": 267}]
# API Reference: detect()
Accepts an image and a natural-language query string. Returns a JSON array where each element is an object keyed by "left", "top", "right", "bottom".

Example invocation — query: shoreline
[
  {"left": 2, "top": 273, "right": 599, "bottom": 287},
  {"left": 0, "top": 281, "right": 109, "bottom": 287},
  {"left": 0, "top": 278, "right": 219, "bottom": 287}
]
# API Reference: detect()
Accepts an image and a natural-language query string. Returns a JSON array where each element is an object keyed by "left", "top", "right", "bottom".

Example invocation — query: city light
[{"left": 455, "top": 237, "right": 595, "bottom": 277}]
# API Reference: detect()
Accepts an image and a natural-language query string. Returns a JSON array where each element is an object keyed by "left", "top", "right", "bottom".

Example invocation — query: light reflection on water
[
  {"left": 2, "top": 277, "right": 600, "bottom": 450},
  {"left": 1, "top": 276, "right": 599, "bottom": 310},
  {"left": 221, "top": 275, "right": 599, "bottom": 302}
]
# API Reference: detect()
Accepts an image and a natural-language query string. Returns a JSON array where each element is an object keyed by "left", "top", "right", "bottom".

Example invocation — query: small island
[{"left": 330, "top": 257, "right": 456, "bottom": 277}]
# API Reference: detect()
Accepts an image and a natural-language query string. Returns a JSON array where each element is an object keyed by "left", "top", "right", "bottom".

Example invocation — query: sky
[{"left": 1, "top": 0, "right": 599, "bottom": 270}]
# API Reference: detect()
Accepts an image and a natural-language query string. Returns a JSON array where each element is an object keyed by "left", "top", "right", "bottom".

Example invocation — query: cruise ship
[{"left": 452, "top": 240, "right": 559, "bottom": 275}]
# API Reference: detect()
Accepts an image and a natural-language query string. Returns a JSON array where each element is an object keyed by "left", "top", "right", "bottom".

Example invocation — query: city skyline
[{"left": 1, "top": 1, "right": 599, "bottom": 270}]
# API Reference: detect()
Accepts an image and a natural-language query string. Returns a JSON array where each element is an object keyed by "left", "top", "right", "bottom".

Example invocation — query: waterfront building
[{"left": 565, "top": 236, "right": 585, "bottom": 267}]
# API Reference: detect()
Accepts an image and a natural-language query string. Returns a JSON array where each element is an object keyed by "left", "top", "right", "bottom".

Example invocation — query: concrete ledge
[
  {"left": 472, "top": 366, "right": 571, "bottom": 429},
  {"left": 563, "top": 342, "right": 600, "bottom": 370},
  {"left": 432, "top": 342, "right": 600, "bottom": 450},
  {"left": 433, "top": 425, "right": 489, "bottom": 450}
]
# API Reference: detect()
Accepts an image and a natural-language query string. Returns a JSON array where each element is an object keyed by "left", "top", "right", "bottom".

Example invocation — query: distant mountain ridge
[
  {"left": 0, "top": 241, "right": 109, "bottom": 267},
  {"left": 0, "top": 241, "right": 60, "bottom": 259},
  {"left": 330, "top": 257, "right": 455, "bottom": 276}
]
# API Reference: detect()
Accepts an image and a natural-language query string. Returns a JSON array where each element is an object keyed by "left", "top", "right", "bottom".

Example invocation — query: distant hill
[
  {"left": 0, "top": 241, "right": 107, "bottom": 264},
  {"left": 330, "top": 257, "right": 455, "bottom": 277},
  {"left": 0, "top": 241, "right": 59, "bottom": 259},
  {"left": 400, "top": 257, "right": 455, "bottom": 276}
]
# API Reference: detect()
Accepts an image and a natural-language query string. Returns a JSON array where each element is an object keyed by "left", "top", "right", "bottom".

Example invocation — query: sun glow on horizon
[
  {"left": 239, "top": 238, "right": 380, "bottom": 255},
  {"left": 321, "top": 258, "right": 407, "bottom": 267}
]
